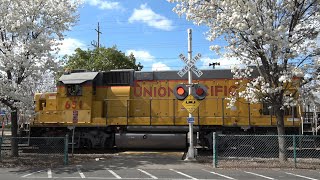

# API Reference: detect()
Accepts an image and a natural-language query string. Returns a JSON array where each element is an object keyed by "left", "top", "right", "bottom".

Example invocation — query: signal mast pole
[{"left": 186, "top": 28, "right": 195, "bottom": 160}]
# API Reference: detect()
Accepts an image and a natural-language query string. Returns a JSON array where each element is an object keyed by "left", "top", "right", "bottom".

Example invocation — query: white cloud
[
  {"left": 57, "top": 38, "right": 86, "bottom": 56},
  {"left": 200, "top": 57, "right": 240, "bottom": 69},
  {"left": 126, "top": 49, "right": 155, "bottom": 62},
  {"left": 84, "top": 0, "right": 121, "bottom": 10},
  {"left": 152, "top": 62, "right": 171, "bottom": 71},
  {"left": 128, "top": 4, "right": 174, "bottom": 31}
]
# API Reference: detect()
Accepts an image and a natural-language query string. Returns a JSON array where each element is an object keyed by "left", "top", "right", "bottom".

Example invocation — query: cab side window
[
  {"left": 262, "top": 102, "right": 297, "bottom": 117},
  {"left": 39, "top": 100, "right": 46, "bottom": 110},
  {"left": 66, "top": 84, "right": 82, "bottom": 96}
]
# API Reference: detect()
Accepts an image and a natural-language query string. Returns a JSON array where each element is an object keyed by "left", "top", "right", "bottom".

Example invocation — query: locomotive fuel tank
[{"left": 115, "top": 133, "right": 187, "bottom": 149}]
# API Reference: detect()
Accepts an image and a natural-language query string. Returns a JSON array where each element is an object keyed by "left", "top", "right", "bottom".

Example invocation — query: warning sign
[{"left": 182, "top": 95, "right": 200, "bottom": 113}]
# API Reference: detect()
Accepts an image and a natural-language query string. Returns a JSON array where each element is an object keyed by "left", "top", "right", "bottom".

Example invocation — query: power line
[
  {"left": 68, "top": 21, "right": 209, "bottom": 32},
  {"left": 72, "top": 18, "right": 195, "bottom": 27},
  {"left": 69, "top": 27, "right": 192, "bottom": 33}
]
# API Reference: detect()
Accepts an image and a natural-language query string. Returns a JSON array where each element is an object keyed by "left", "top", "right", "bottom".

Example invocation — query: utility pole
[{"left": 91, "top": 22, "right": 102, "bottom": 49}]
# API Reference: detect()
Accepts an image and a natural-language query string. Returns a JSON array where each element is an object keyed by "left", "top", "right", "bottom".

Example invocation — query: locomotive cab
[
  {"left": 33, "top": 72, "right": 100, "bottom": 126},
  {"left": 58, "top": 72, "right": 99, "bottom": 124}
]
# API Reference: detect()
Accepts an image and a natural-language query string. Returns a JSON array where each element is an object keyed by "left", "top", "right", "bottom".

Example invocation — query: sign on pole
[
  {"left": 73, "top": 110, "right": 78, "bottom": 123},
  {"left": 177, "top": 53, "right": 203, "bottom": 77},
  {"left": 187, "top": 117, "right": 195, "bottom": 123},
  {"left": 182, "top": 95, "right": 201, "bottom": 113}
]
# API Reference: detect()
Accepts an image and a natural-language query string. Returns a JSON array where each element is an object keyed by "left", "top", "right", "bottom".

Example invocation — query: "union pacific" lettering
[{"left": 133, "top": 85, "right": 237, "bottom": 97}]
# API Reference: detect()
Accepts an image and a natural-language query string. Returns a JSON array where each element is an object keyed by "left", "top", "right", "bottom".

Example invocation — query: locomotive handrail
[
  {"left": 248, "top": 102, "right": 251, "bottom": 126},
  {"left": 103, "top": 99, "right": 300, "bottom": 134},
  {"left": 222, "top": 98, "right": 225, "bottom": 126}
]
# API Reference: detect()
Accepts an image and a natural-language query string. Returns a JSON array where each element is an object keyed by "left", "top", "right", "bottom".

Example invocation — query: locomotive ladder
[
  {"left": 298, "top": 106, "right": 320, "bottom": 149},
  {"left": 20, "top": 122, "right": 31, "bottom": 146},
  {"left": 301, "top": 111, "right": 320, "bottom": 135}
]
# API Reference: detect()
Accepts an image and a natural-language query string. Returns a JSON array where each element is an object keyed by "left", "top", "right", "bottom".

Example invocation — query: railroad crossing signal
[
  {"left": 191, "top": 84, "right": 208, "bottom": 100},
  {"left": 177, "top": 53, "right": 203, "bottom": 77},
  {"left": 173, "top": 84, "right": 189, "bottom": 100},
  {"left": 173, "top": 83, "right": 207, "bottom": 101},
  {"left": 182, "top": 95, "right": 200, "bottom": 114}
]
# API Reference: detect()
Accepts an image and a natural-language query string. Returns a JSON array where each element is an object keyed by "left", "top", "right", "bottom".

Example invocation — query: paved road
[
  {"left": 0, "top": 152, "right": 319, "bottom": 180},
  {"left": 10, "top": 167, "right": 320, "bottom": 180}
]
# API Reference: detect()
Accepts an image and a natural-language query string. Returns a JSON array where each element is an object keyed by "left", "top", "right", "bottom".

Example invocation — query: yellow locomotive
[{"left": 30, "top": 69, "right": 301, "bottom": 149}]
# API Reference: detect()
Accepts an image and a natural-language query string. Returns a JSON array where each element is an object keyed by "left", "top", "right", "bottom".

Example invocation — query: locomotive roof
[
  {"left": 134, "top": 69, "right": 235, "bottom": 80},
  {"left": 58, "top": 69, "right": 259, "bottom": 86},
  {"left": 59, "top": 72, "right": 99, "bottom": 84}
]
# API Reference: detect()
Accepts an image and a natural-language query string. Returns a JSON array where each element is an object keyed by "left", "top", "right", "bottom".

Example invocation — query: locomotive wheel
[
  {"left": 80, "top": 138, "right": 92, "bottom": 149},
  {"left": 104, "top": 138, "right": 114, "bottom": 149},
  {"left": 85, "top": 139, "right": 92, "bottom": 149}
]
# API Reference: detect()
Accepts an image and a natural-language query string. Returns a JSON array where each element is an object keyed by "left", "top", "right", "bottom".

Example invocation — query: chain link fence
[
  {"left": 197, "top": 134, "right": 320, "bottom": 169},
  {"left": 0, "top": 136, "right": 69, "bottom": 167}
]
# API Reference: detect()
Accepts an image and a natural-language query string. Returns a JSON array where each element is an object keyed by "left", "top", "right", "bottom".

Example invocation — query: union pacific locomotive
[{"left": 29, "top": 69, "right": 302, "bottom": 149}]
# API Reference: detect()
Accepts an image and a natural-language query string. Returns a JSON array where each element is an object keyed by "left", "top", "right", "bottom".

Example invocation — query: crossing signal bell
[
  {"left": 192, "top": 84, "right": 207, "bottom": 100},
  {"left": 173, "top": 84, "right": 188, "bottom": 100}
]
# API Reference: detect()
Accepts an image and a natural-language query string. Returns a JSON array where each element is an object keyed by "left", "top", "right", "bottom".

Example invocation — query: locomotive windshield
[{"left": 66, "top": 84, "right": 82, "bottom": 96}]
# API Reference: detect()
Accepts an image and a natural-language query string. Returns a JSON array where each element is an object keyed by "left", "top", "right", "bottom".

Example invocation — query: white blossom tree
[
  {"left": 170, "top": 0, "right": 320, "bottom": 161},
  {"left": 0, "top": 0, "right": 80, "bottom": 156}
]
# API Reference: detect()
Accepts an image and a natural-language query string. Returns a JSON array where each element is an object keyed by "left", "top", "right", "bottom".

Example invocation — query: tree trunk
[
  {"left": 10, "top": 108, "right": 18, "bottom": 157},
  {"left": 275, "top": 107, "right": 287, "bottom": 162}
]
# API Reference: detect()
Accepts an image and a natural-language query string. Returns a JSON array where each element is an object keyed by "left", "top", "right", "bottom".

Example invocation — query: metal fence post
[
  {"left": 64, "top": 134, "right": 69, "bottom": 165},
  {"left": 293, "top": 135, "right": 297, "bottom": 168},
  {"left": 213, "top": 132, "right": 217, "bottom": 168},
  {"left": 0, "top": 137, "right": 2, "bottom": 161}
]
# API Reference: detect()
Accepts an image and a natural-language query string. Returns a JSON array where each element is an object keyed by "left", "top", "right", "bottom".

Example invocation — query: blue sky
[{"left": 58, "top": 0, "right": 239, "bottom": 71}]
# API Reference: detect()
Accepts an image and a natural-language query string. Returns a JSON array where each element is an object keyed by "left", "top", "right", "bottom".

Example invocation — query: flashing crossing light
[
  {"left": 192, "top": 84, "right": 207, "bottom": 100},
  {"left": 173, "top": 84, "right": 189, "bottom": 100}
]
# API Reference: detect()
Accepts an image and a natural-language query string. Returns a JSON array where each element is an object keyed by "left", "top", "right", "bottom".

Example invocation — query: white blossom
[
  {"left": 170, "top": 0, "right": 320, "bottom": 111},
  {"left": 0, "top": 0, "right": 80, "bottom": 114}
]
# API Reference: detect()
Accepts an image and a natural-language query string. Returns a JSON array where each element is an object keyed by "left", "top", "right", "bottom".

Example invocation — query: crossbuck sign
[{"left": 177, "top": 53, "right": 203, "bottom": 77}]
